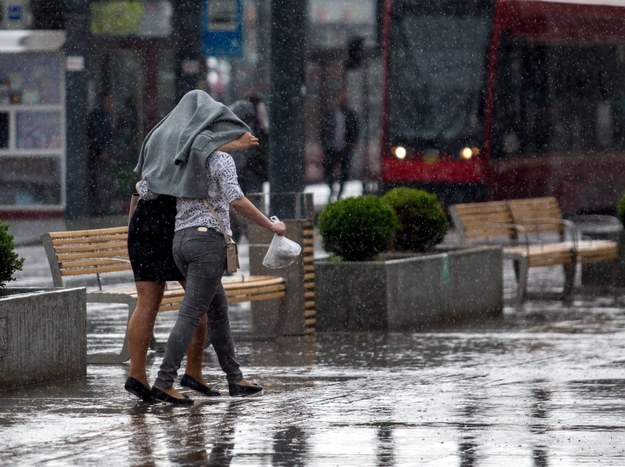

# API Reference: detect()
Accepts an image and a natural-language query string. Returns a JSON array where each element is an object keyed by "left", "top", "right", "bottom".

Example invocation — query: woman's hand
[
  {"left": 230, "top": 197, "right": 287, "bottom": 236},
  {"left": 270, "top": 220, "right": 286, "bottom": 236},
  {"left": 218, "top": 132, "right": 259, "bottom": 152}
]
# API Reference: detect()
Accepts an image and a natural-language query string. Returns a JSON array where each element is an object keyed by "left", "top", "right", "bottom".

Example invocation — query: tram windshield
[{"left": 387, "top": 0, "right": 494, "bottom": 156}]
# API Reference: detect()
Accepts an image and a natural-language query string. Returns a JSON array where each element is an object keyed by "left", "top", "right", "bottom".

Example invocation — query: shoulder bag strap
[{"left": 202, "top": 198, "right": 233, "bottom": 244}]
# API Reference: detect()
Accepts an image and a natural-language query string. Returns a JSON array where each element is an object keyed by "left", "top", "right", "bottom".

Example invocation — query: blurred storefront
[
  {"left": 0, "top": 0, "right": 381, "bottom": 218},
  {"left": 304, "top": 0, "right": 381, "bottom": 185},
  {"left": 3, "top": 0, "right": 195, "bottom": 217},
  {"left": 0, "top": 25, "right": 66, "bottom": 215},
  {"left": 84, "top": 0, "right": 177, "bottom": 214},
  {"left": 221, "top": 0, "right": 382, "bottom": 185}
]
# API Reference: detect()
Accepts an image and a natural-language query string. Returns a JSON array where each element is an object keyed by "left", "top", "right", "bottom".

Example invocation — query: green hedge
[
  {"left": 318, "top": 196, "right": 398, "bottom": 261},
  {"left": 0, "top": 222, "right": 24, "bottom": 288},
  {"left": 617, "top": 192, "right": 625, "bottom": 225},
  {"left": 382, "top": 187, "right": 448, "bottom": 252}
]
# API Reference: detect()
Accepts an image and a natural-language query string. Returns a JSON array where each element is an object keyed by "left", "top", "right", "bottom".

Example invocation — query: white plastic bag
[{"left": 262, "top": 217, "right": 302, "bottom": 269}]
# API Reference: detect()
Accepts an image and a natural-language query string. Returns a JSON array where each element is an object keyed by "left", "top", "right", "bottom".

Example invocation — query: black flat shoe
[
  {"left": 150, "top": 386, "right": 194, "bottom": 405},
  {"left": 125, "top": 377, "right": 153, "bottom": 402},
  {"left": 180, "top": 374, "right": 220, "bottom": 397},
  {"left": 229, "top": 382, "right": 263, "bottom": 397}
]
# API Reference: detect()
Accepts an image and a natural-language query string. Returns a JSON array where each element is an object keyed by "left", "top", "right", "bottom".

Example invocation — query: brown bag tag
[{"left": 202, "top": 199, "right": 239, "bottom": 273}]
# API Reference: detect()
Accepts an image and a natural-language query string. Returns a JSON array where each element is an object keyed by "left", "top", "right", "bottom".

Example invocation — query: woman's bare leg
[
  {"left": 128, "top": 280, "right": 209, "bottom": 389},
  {"left": 127, "top": 281, "right": 166, "bottom": 387}
]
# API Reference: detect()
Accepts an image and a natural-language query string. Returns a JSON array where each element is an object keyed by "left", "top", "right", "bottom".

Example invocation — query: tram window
[
  {"left": 0, "top": 113, "right": 8, "bottom": 149},
  {"left": 493, "top": 35, "right": 625, "bottom": 159}
]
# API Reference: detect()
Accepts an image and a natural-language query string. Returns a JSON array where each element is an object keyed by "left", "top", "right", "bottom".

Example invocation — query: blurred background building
[{"left": 0, "top": 0, "right": 383, "bottom": 219}]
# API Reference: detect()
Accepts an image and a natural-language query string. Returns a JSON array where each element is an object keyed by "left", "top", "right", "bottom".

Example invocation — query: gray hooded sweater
[{"left": 134, "top": 90, "right": 250, "bottom": 198}]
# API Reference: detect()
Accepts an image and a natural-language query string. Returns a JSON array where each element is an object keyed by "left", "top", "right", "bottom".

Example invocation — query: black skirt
[{"left": 127, "top": 195, "right": 185, "bottom": 282}]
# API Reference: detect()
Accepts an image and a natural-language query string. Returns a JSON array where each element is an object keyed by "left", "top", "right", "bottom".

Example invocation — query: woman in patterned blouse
[{"left": 144, "top": 148, "right": 286, "bottom": 404}]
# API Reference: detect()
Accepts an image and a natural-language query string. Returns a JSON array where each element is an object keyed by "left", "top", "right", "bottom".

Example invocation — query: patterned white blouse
[{"left": 137, "top": 150, "right": 243, "bottom": 236}]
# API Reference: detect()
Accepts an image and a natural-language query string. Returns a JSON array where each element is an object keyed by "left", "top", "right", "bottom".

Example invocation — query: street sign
[
  {"left": 201, "top": 0, "right": 243, "bottom": 58},
  {"left": 8, "top": 5, "right": 23, "bottom": 21}
]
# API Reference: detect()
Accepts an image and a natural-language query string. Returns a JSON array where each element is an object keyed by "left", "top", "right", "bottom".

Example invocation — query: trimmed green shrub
[
  {"left": 617, "top": 192, "right": 625, "bottom": 225},
  {"left": 382, "top": 187, "right": 449, "bottom": 252},
  {"left": 0, "top": 222, "right": 24, "bottom": 288},
  {"left": 318, "top": 196, "right": 398, "bottom": 261}
]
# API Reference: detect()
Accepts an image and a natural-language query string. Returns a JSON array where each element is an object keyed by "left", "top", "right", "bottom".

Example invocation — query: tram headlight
[
  {"left": 393, "top": 146, "right": 407, "bottom": 159},
  {"left": 460, "top": 146, "right": 480, "bottom": 160},
  {"left": 460, "top": 147, "right": 473, "bottom": 160}
]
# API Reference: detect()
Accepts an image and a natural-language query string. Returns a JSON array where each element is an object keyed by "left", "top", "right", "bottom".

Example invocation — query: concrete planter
[
  {"left": 0, "top": 287, "right": 87, "bottom": 391},
  {"left": 315, "top": 246, "right": 503, "bottom": 332}
]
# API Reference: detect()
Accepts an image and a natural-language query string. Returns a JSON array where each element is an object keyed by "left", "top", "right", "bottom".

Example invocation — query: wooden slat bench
[
  {"left": 507, "top": 197, "right": 620, "bottom": 266},
  {"left": 449, "top": 197, "right": 620, "bottom": 305},
  {"left": 41, "top": 226, "right": 287, "bottom": 364}
]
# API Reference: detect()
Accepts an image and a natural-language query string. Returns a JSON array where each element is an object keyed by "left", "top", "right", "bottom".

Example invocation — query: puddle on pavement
[{"left": 3, "top": 262, "right": 625, "bottom": 464}]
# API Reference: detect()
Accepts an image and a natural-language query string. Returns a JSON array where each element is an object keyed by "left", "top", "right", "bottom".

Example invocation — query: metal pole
[
  {"left": 64, "top": 0, "right": 89, "bottom": 220},
  {"left": 173, "top": 0, "right": 202, "bottom": 101},
  {"left": 255, "top": 0, "right": 271, "bottom": 91},
  {"left": 269, "top": 0, "right": 306, "bottom": 219}
]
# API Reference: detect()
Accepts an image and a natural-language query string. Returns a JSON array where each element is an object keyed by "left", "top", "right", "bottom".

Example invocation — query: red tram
[{"left": 380, "top": 0, "right": 625, "bottom": 214}]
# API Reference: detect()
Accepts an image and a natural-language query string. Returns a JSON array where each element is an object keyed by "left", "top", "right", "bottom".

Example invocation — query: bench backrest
[
  {"left": 449, "top": 200, "right": 516, "bottom": 245},
  {"left": 450, "top": 196, "right": 568, "bottom": 246},
  {"left": 41, "top": 226, "right": 131, "bottom": 288},
  {"left": 507, "top": 197, "right": 565, "bottom": 237}
]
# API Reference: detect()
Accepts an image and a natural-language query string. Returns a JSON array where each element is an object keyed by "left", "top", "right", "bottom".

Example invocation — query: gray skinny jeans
[{"left": 154, "top": 227, "right": 243, "bottom": 389}]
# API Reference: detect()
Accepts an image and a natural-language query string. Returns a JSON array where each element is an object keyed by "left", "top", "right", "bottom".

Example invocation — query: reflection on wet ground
[{"left": 2, "top": 246, "right": 625, "bottom": 465}]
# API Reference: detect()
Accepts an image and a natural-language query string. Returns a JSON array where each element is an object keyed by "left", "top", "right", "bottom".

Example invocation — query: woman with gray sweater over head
[
  {"left": 125, "top": 120, "right": 258, "bottom": 403},
  {"left": 136, "top": 90, "right": 286, "bottom": 404}
]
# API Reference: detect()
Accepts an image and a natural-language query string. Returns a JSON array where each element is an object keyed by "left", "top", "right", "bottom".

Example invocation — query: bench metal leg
[
  {"left": 88, "top": 299, "right": 137, "bottom": 365},
  {"left": 149, "top": 335, "right": 166, "bottom": 353},
  {"left": 87, "top": 352, "right": 131, "bottom": 365},
  {"left": 562, "top": 263, "right": 576, "bottom": 305},
  {"left": 575, "top": 257, "right": 621, "bottom": 302},
  {"left": 609, "top": 258, "right": 620, "bottom": 303},
  {"left": 512, "top": 258, "right": 529, "bottom": 306}
]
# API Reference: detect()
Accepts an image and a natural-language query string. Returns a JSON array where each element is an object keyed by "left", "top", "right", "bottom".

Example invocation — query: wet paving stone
[{"left": 2, "top": 245, "right": 625, "bottom": 465}]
